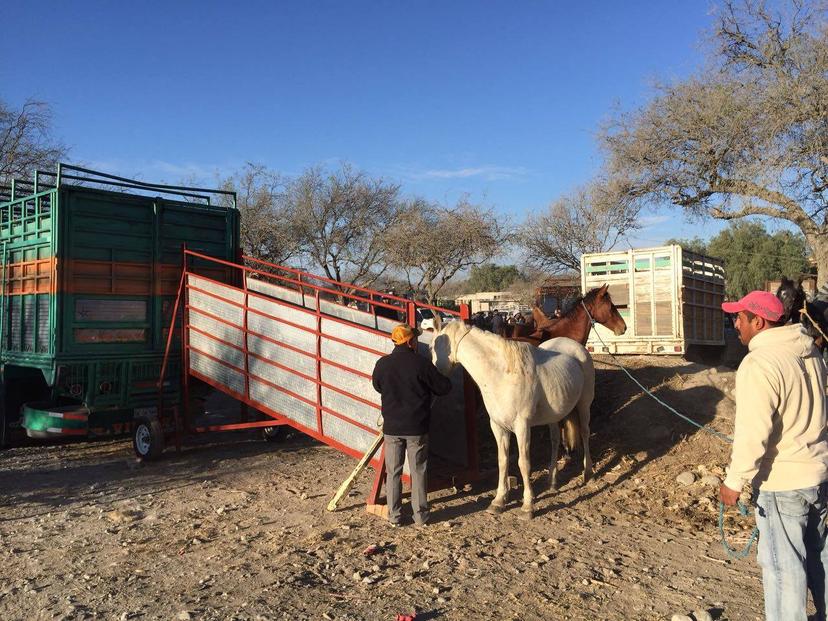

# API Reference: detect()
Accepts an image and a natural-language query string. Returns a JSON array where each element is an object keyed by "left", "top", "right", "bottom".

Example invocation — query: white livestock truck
[{"left": 581, "top": 245, "right": 725, "bottom": 355}]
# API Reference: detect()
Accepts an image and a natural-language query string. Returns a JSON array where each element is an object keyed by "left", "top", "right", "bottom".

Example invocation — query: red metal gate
[{"left": 160, "top": 250, "right": 478, "bottom": 509}]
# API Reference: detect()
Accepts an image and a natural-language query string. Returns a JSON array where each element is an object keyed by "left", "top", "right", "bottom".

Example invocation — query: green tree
[
  {"left": 705, "top": 221, "right": 808, "bottom": 298},
  {"left": 663, "top": 236, "right": 708, "bottom": 255},
  {"left": 465, "top": 263, "right": 525, "bottom": 292}
]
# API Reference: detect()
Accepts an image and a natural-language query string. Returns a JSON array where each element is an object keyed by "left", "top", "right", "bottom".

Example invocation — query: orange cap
[{"left": 391, "top": 323, "right": 421, "bottom": 345}]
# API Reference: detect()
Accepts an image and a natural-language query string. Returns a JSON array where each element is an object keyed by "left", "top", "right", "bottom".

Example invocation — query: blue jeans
[{"left": 754, "top": 484, "right": 828, "bottom": 620}]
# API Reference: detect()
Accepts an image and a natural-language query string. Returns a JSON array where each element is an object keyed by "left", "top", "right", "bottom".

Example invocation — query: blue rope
[
  {"left": 583, "top": 305, "right": 759, "bottom": 559},
  {"left": 718, "top": 500, "right": 760, "bottom": 559}
]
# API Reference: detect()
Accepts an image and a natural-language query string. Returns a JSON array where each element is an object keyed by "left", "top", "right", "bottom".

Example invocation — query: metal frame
[{"left": 159, "top": 249, "right": 478, "bottom": 508}]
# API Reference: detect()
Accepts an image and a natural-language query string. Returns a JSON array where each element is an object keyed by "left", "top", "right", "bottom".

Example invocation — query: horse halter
[
  {"left": 581, "top": 300, "right": 597, "bottom": 327},
  {"left": 453, "top": 325, "right": 473, "bottom": 359}
]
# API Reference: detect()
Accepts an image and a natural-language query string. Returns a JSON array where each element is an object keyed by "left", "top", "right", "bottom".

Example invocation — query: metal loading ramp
[{"left": 170, "top": 250, "right": 478, "bottom": 510}]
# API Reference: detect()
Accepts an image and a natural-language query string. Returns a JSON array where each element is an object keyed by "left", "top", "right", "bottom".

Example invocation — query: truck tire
[{"left": 133, "top": 416, "right": 164, "bottom": 460}]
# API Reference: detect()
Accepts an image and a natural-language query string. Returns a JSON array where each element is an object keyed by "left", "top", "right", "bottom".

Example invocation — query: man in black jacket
[{"left": 372, "top": 323, "right": 453, "bottom": 526}]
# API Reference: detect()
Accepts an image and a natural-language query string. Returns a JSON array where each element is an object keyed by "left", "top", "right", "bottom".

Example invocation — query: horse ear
[
  {"left": 433, "top": 313, "right": 442, "bottom": 331},
  {"left": 599, "top": 283, "right": 608, "bottom": 296}
]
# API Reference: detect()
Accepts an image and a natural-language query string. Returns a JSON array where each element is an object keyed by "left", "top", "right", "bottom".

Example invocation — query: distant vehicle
[{"left": 416, "top": 308, "right": 437, "bottom": 331}]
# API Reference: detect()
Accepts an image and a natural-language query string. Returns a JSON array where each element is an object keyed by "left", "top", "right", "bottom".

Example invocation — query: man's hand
[{"left": 719, "top": 484, "right": 741, "bottom": 506}]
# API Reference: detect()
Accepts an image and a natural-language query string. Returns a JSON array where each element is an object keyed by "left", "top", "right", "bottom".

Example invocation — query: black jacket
[{"left": 371, "top": 345, "right": 453, "bottom": 436}]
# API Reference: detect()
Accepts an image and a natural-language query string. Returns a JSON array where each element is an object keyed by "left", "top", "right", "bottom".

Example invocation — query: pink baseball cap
[{"left": 721, "top": 291, "right": 784, "bottom": 322}]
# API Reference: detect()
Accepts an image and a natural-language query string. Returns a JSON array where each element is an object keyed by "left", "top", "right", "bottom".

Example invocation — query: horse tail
[{"left": 561, "top": 411, "right": 580, "bottom": 453}]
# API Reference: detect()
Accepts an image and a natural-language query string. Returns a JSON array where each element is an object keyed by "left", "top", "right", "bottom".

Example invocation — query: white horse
[{"left": 431, "top": 320, "right": 594, "bottom": 518}]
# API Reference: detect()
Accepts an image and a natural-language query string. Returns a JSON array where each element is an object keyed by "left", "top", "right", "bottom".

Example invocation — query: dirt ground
[{"left": 0, "top": 353, "right": 776, "bottom": 621}]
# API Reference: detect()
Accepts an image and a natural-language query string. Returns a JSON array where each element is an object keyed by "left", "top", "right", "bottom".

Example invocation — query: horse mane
[
  {"left": 561, "top": 287, "right": 601, "bottom": 319},
  {"left": 447, "top": 321, "right": 535, "bottom": 376}
]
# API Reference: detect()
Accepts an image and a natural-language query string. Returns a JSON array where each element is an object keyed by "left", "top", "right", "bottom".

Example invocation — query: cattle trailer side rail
[{"left": 155, "top": 249, "right": 477, "bottom": 508}]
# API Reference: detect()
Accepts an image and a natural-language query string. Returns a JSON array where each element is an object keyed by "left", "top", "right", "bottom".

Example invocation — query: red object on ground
[
  {"left": 362, "top": 544, "right": 380, "bottom": 556},
  {"left": 395, "top": 614, "right": 416, "bottom": 621}
]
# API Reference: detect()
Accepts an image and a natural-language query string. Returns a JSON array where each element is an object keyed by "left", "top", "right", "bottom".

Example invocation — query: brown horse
[{"left": 505, "top": 285, "right": 626, "bottom": 456}]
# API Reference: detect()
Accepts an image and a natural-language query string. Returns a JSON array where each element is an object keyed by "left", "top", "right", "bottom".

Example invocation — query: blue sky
[{"left": 2, "top": 1, "right": 734, "bottom": 249}]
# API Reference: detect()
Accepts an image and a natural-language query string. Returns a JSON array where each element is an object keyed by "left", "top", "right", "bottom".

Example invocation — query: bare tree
[
  {"left": 287, "top": 164, "right": 402, "bottom": 290},
  {"left": 521, "top": 178, "right": 641, "bottom": 273},
  {"left": 0, "top": 98, "right": 67, "bottom": 183},
  {"left": 386, "top": 197, "right": 509, "bottom": 304},
  {"left": 220, "top": 163, "right": 303, "bottom": 266},
  {"left": 603, "top": 0, "right": 828, "bottom": 281}
]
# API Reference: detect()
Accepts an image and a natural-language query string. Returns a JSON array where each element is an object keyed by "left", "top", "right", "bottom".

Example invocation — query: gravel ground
[{"left": 0, "top": 356, "right": 777, "bottom": 620}]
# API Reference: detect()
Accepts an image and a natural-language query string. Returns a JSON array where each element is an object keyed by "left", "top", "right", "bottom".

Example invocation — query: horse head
[
  {"left": 776, "top": 277, "right": 806, "bottom": 324},
  {"left": 585, "top": 284, "right": 627, "bottom": 336},
  {"left": 431, "top": 319, "right": 469, "bottom": 376}
]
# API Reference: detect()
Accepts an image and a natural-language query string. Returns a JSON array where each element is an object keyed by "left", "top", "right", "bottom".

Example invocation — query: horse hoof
[
  {"left": 487, "top": 503, "right": 505, "bottom": 515},
  {"left": 519, "top": 508, "right": 534, "bottom": 520}
]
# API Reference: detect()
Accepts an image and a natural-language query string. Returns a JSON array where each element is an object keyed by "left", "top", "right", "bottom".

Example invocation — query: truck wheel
[
  {"left": 133, "top": 416, "right": 164, "bottom": 460},
  {"left": 262, "top": 425, "right": 289, "bottom": 443}
]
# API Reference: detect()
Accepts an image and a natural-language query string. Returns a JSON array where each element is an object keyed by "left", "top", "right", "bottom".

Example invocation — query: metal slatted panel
[
  {"left": 248, "top": 311, "right": 315, "bottom": 353},
  {"left": 9, "top": 296, "right": 21, "bottom": 350},
  {"left": 247, "top": 277, "right": 314, "bottom": 310},
  {"left": 321, "top": 412, "right": 378, "bottom": 455},
  {"left": 187, "top": 268, "right": 467, "bottom": 469},
  {"left": 190, "top": 331, "right": 244, "bottom": 371},
  {"left": 190, "top": 349, "right": 245, "bottom": 394},
  {"left": 249, "top": 356, "right": 316, "bottom": 402},
  {"left": 320, "top": 364, "right": 379, "bottom": 406},
  {"left": 37, "top": 294, "right": 49, "bottom": 352},
  {"left": 22, "top": 296, "right": 35, "bottom": 351},
  {"left": 247, "top": 334, "right": 316, "bottom": 378},
  {"left": 190, "top": 312, "right": 244, "bottom": 347},
  {"left": 249, "top": 379, "right": 317, "bottom": 429}
]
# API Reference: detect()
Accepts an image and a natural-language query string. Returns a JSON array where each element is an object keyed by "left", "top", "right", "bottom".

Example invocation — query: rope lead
[{"left": 580, "top": 300, "right": 759, "bottom": 560}]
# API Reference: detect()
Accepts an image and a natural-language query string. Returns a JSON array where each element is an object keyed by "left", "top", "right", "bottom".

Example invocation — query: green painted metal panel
[
  {"left": 586, "top": 260, "right": 629, "bottom": 274},
  {"left": 0, "top": 165, "right": 239, "bottom": 427}
]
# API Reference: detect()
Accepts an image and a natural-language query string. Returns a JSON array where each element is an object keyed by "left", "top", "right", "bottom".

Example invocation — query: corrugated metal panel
[
  {"left": 247, "top": 334, "right": 316, "bottom": 378},
  {"left": 190, "top": 349, "right": 245, "bottom": 394},
  {"left": 247, "top": 277, "right": 313, "bottom": 310},
  {"left": 10, "top": 296, "right": 21, "bottom": 350},
  {"left": 190, "top": 312, "right": 244, "bottom": 347},
  {"left": 321, "top": 412, "right": 378, "bottom": 455},
  {"left": 320, "top": 363, "right": 380, "bottom": 406},
  {"left": 248, "top": 311, "right": 315, "bottom": 353},
  {"left": 248, "top": 292, "right": 316, "bottom": 329},
  {"left": 249, "top": 356, "right": 316, "bottom": 402},
  {"left": 249, "top": 378, "right": 317, "bottom": 429},
  {"left": 188, "top": 268, "right": 467, "bottom": 469},
  {"left": 321, "top": 338, "right": 385, "bottom": 377},
  {"left": 190, "top": 331, "right": 244, "bottom": 371},
  {"left": 188, "top": 290, "right": 243, "bottom": 327},
  {"left": 22, "top": 296, "right": 35, "bottom": 352},
  {"left": 321, "top": 386, "right": 378, "bottom": 431},
  {"left": 321, "top": 317, "right": 388, "bottom": 354},
  {"left": 37, "top": 295, "right": 49, "bottom": 352}
]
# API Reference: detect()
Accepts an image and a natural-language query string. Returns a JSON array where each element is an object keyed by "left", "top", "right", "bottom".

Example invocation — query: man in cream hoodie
[{"left": 720, "top": 290, "right": 828, "bottom": 620}]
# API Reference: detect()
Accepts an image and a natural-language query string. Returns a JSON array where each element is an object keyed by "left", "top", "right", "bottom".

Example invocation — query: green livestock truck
[{"left": 0, "top": 164, "right": 240, "bottom": 447}]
